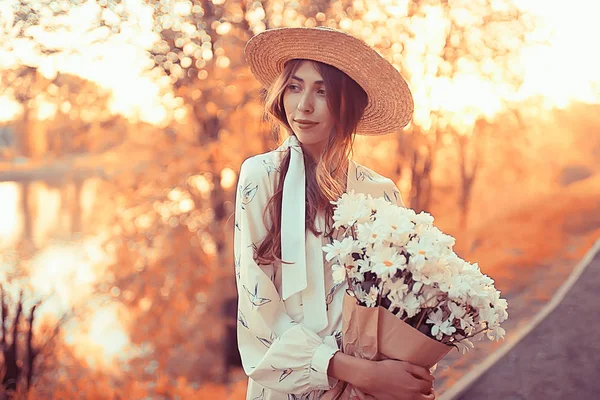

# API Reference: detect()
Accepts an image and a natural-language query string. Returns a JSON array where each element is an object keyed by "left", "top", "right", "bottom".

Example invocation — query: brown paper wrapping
[{"left": 322, "top": 292, "right": 452, "bottom": 400}]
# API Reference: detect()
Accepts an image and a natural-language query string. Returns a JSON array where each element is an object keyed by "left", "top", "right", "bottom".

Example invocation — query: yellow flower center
[
  {"left": 419, "top": 250, "right": 426, "bottom": 255},
  {"left": 384, "top": 261, "right": 393, "bottom": 267}
]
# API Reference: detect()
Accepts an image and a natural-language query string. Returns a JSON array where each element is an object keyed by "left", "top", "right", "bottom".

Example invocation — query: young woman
[{"left": 235, "top": 27, "right": 436, "bottom": 400}]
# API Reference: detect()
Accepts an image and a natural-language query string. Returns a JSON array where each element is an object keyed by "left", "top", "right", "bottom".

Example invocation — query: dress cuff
[{"left": 309, "top": 340, "right": 340, "bottom": 390}]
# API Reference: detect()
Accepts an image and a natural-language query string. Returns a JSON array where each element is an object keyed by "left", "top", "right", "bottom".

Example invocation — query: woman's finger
[
  {"left": 418, "top": 379, "right": 433, "bottom": 394},
  {"left": 408, "top": 363, "right": 435, "bottom": 382}
]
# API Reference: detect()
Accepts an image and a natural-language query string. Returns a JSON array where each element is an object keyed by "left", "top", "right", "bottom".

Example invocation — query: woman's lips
[{"left": 295, "top": 121, "right": 318, "bottom": 129}]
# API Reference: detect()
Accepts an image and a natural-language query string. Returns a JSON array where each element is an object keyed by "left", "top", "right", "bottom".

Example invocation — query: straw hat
[{"left": 244, "top": 26, "right": 414, "bottom": 135}]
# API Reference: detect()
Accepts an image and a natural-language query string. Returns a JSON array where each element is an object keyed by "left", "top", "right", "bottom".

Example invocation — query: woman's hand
[{"left": 357, "top": 359, "right": 435, "bottom": 400}]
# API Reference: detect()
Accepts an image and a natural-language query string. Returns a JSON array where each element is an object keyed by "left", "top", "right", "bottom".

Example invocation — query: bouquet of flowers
[{"left": 321, "top": 191, "right": 508, "bottom": 400}]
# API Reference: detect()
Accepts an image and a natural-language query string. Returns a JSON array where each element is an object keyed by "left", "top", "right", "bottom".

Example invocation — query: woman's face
[{"left": 283, "top": 61, "right": 335, "bottom": 158}]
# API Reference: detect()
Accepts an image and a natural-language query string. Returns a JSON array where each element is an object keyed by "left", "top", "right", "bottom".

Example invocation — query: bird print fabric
[{"left": 234, "top": 144, "right": 405, "bottom": 400}]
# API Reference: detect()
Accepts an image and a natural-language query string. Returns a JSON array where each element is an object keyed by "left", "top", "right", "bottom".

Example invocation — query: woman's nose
[{"left": 297, "top": 92, "right": 314, "bottom": 113}]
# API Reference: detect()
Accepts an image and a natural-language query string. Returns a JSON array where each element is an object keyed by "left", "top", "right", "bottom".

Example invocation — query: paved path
[{"left": 445, "top": 241, "right": 600, "bottom": 399}]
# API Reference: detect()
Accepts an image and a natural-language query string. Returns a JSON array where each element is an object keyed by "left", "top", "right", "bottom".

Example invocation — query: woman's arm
[
  {"left": 327, "top": 351, "right": 370, "bottom": 388},
  {"left": 328, "top": 353, "right": 435, "bottom": 400}
]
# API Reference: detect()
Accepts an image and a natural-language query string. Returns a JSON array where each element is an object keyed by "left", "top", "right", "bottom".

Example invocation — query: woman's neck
[{"left": 301, "top": 142, "right": 325, "bottom": 161}]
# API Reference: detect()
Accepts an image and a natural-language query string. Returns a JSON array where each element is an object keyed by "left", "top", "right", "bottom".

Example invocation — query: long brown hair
[{"left": 255, "top": 59, "right": 369, "bottom": 266}]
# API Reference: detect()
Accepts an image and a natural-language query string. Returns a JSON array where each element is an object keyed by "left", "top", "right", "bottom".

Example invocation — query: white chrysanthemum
[
  {"left": 403, "top": 293, "right": 422, "bottom": 318},
  {"left": 371, "top": 218, "right": 396, "bottom": 242},
  {"left": 328, "top": 191, "right": 508, "bottom": 346},
  {"left": 373, "top": 206, "right": 414, "bottom": 244},
  {"left": 369, "top": 196, "right": 393, "bottom": 214},
  {"left": 439, "top": 268, "right": 474, "bottom": 299},
  {"left": 332, "top": 191, "right": 372, "bottom": 228},
  {"left": 387, "top": 289, "right": 405, "bottom": 311},
  {"left": 331, "top": 264, "right": 347, "bottom": 285},
  {"left": 383, "top": 277, "right": 409, "bottom": 296},
  {"left": 370, "top": 245, "right": 407, "bottom": 280},
  {"left": 355, "top": 258, "right": 372, "bottom": 274},
  {"left": 493, "top": 298, "right": 509, "bottom": 323},
  {"left": 356, "top": 222, "right": 383, "bottom": 245},
  {"left": 406, "top": 238, "right": 429, "bottom": 271},
  {"left": 426, "top": 308, "right": 456, "bottom": 340},
  {"left": 453, "top": 338, "right": 475, "bottom": 354},
  {"left": 428, "top": 226, "right": 456, "bottom": 249},
  {"left": 396, "top": 206, "right": 417, "bottom": 221},
  {"left": 418, "top": 227, "right": 451, "bottom": 255},
  {"left": 448, "top": 301, "right": 466, "bottom": 319},
  {"left": 356, "top": 286, "right": 379, "bottom": 308},
  {"left": 413, "top": 210, "right": 435, "bottom": 226},
  {"left": 458, "top": 313, "right": 475, "bottom": 333},
  {"left": 322, "top": 236, "right": 357, "bottom": 263},
  {"left": 389, "top": 219, "right": 414, "bottom": 246},
  {"left": 411, "top": 256, "right": 451, "bottom": 286},
  {"left": 478, "top": 305, "right": 498, "bottom": 325},
  {"left": 413, "top": 281, "right": 427, "bottom": 296},
  {"left": 486, "top": 324, "right": 506, "bottom": 341},
  {"left": 419, "top": 286, "right": 441, "bottom": 308}
]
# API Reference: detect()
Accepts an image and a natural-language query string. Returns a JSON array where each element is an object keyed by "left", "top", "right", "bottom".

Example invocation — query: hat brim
[{"left": 244, "top": 27, "right": 414, "bottom": 135}]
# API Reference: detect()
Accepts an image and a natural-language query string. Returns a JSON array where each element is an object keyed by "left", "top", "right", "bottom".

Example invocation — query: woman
[{"left": 235, "top": 27, "right": 435, "bottom": 400}]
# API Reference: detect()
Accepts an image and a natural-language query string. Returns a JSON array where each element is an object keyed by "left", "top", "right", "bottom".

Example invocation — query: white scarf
[{"left": 279, "top": 135, "right": 328, "bottom": 333}]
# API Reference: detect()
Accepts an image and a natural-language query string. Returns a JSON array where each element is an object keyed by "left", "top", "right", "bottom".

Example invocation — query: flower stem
[
  {"left": 415, "top": 310, "right": 427, "bottom": 330},
  {"left": 453, "top": 327, "right": 487, "bottom": 343}
]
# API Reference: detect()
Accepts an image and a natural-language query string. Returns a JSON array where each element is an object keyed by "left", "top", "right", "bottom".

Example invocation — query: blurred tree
[
  {"left": 319, "top": 0, "right": 537, "bottom": 212},
  {"left": 0, "top": 283, "right": 72, "bottom": 398}
]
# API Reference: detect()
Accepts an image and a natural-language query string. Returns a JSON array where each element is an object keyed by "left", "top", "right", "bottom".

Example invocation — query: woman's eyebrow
[{"left": 291, "top": 75, "right": 324, "bottom": 85}]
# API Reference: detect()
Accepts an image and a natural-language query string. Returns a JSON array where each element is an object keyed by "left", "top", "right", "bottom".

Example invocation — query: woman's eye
[
  {"left": 317, "top": 88, "right": 326, "bottom": 95},
  {"left": 287, "top": 84, "right": 300, "bottom": 91}
]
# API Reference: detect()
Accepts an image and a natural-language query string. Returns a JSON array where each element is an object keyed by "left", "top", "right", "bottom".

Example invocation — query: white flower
[
  {"left": 331, "top": 264, "right": 347, "bottom": 285},
  {"left": 478, "top": 305, "right": 498, "bottom": 325},
  {"left": 458, "top": 313, "right": 475, "bottom": 332},
  {"left": 387, "top": 290, "right": 405, "bottom": 311},
  {"left": 411, "top": 281, "right": 423, "bottom": 295},
  {"left": 486, "top": 324, "right": 506, "bottom": 341},
  {"left": 327, "top": 191, "right": 508, "bottom": 347},
  {"left": 440, "top": 273, "right": 473, "bottom": 299},
  {"left": 411, "top": 256, "right": 450, "bottom": 286},
  {"left": 332, "top": 191, "right": 372, "bottom": 228},
  {"left": 322, "top": 237, "right": 357, "bottom": 263},
  {"left": 370, "top": 245, "right": 407, "bottom": 280},
  {"left": 426, "top": 308, "right": 456, "bottom": 340},
  {"left": 364, "top": 286, "right": 379, "bottom": 307},
  {"left": 347, "top": 266, "right": 365, "bottom": 282},
  {"left": 355, "top": 258, "right": 372, "bottom": 274},
  {"left": 403, "top": 293, "right": 422, "bottom": 318},
  {"left": 388, "top": 218, "right": 414, "bottom": 245},
  {"left": 448, "top": 301, "right": 466, "bottom": 319},
  {"left": 369, "top": 196, "right": 393, "bottom": 214},
  {"left": 406, "top": 239, "right": 431, "bottom": 271},
  {"left": 428, "top": 226, "right": 456, "bottom": 249},
  {"left": 494, "top": 298, "right": 509, "bottom": 322},
  {"left": 413, "top": 211, "right": 435, "bottom": 226},
  {"left": 419, "top": 286, "right": 441, "bottom": 308},
  {"left": 356, "top": 222, "right": 383, "bottom": 245},
  {"left": 453, "top": 338, "right": 475, "bottom": 354},
  {"left": 382, "top": 277, "right": 409, "bottom": 296},
  {"left": 371, "top": 218, "right": 395, "bottom": 242}
]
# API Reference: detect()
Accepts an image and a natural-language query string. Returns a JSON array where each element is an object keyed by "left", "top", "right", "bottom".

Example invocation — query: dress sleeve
[{"left": 234, "top": 157, "right": 339, "bottom": 394}]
